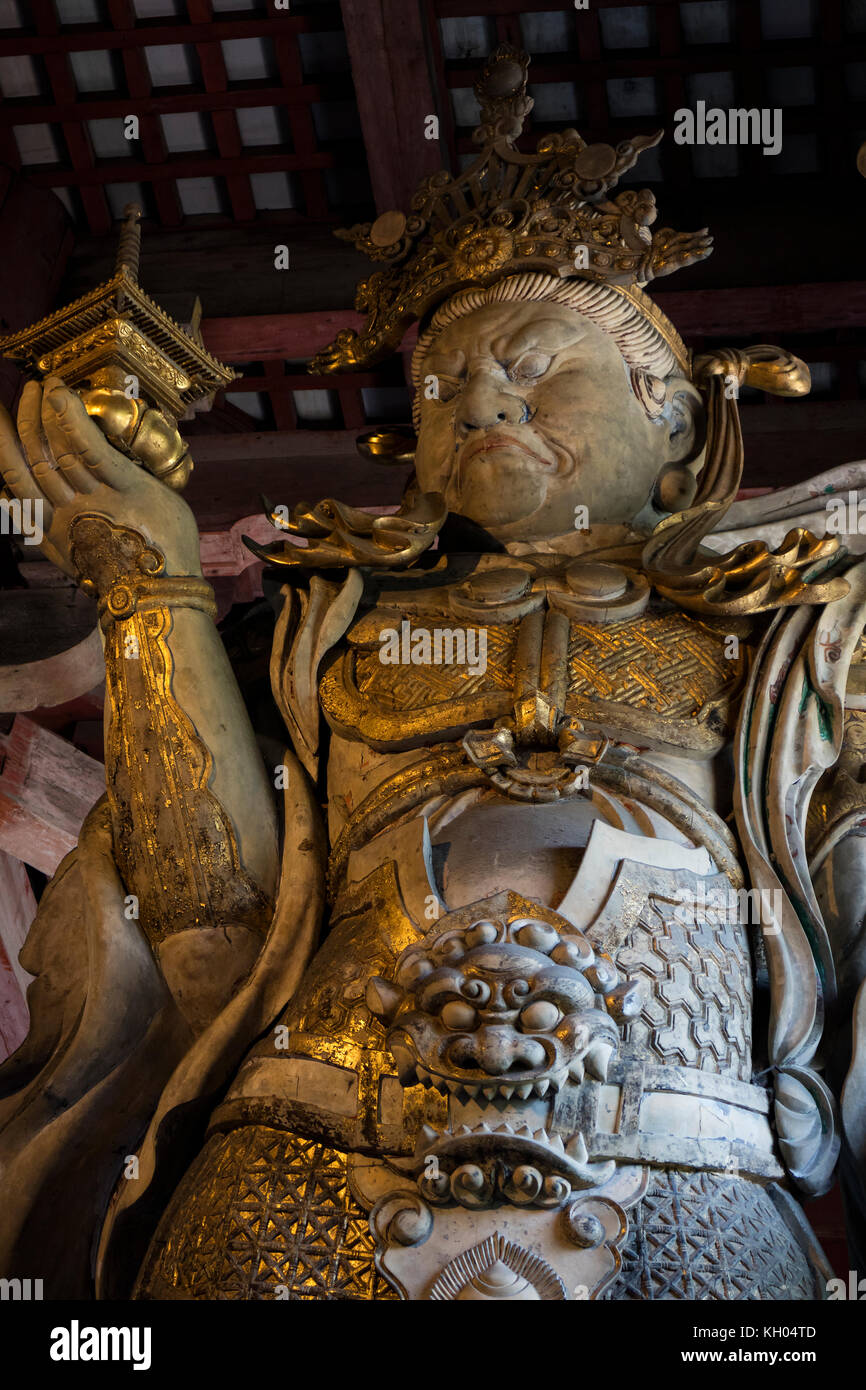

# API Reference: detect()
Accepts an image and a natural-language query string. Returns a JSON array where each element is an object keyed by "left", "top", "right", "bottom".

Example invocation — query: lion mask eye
[
  {"left": 440, "top": 1000, "right": 477, "bottom": 1030},
  {"left": 519, "top": 1000, "right": 561, "bottom": 1032}
]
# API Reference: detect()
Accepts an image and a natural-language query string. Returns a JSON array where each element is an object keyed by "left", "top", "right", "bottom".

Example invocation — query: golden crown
[{"left": 311, "top": 45, "right": 713, "bottom": 375}]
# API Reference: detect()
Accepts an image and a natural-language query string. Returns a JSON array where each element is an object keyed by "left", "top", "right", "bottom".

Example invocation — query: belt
[
  {"left": 215, "top": 1049, "right": 783, "bottom": 1182},
  {"left": 558, "top": 1060, "right": 783, "bottom": 1181}
]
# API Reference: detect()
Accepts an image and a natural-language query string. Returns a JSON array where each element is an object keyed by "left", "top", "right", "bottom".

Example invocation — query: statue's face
[{"left": 414, "top": 300, "right": 699, "bottom": 542}]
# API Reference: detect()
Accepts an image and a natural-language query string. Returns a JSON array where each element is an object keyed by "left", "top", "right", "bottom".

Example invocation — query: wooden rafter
[{"left": 340, "top": 0, "right": 442, "bottom": 213}]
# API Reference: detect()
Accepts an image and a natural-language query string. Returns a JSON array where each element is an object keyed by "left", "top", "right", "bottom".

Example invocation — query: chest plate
[{"left": 320, "top": 589, "right": 749, "bottom": 756}]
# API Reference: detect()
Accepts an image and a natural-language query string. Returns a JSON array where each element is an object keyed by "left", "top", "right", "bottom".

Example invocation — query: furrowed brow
[
  {"left": 500, "top": 319, "right": 587, "bottom": 358},
  {"left": 423, "top": 349, "right": 466, "bottom": 376}
]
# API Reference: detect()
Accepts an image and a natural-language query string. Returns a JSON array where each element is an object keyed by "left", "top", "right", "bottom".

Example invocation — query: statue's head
[
  {"left": 311, "top": 46, "right": 715, "bottom": 551},
  {"left": 411, "top": 276, "right": 704, "bottom": 544},
  {"left": 293, "top": 46, "right": 827, "bottom": 612}
]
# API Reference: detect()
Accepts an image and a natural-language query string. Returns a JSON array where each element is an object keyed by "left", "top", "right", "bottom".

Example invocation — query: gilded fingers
[{"left": 40, "top": 374, "right": 134, "bottom": 492}]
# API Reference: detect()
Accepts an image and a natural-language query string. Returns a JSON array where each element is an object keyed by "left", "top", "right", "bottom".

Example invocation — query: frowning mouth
[{"left": 459, "top": 430, "right": 556, "bottom": 474}]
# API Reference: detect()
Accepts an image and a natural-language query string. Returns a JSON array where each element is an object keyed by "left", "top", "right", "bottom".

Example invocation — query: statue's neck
[{"left": 502, "top": 521, "right": 644, "bottom": 559}]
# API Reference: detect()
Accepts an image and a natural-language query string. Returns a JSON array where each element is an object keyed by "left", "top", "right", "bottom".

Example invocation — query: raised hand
[{"left": 0, "top": 374, "right": 202, "bottom": 584}]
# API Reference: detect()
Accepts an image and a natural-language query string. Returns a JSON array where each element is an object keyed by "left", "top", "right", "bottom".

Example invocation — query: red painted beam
[
  {"left": 30, "top": 0, "right": 58, "bottom": 32},
  {"left": 654, "top": 282, "right": 866, "bottom": 338},
  {"left": 440, "top": 47, "right": 866, "bottom": 83},
  {"left": 260, "top": 360, "right": 297, "bottom": 430},
  {"left": 272, "top": 33, "right": 330, "bottom": 221},
  {"left": 225, "top": 370, "right": 387, "bottom": 391},
  {"left": 433, "top": 0, "right": 842, "bottom": 18},
  {"left": 2, "top": 84, "right": 342, "bottom": 130},
  {"left": 201, "top": 283, "right": 866, "bottom": 364},
  {"left": 0, "top": 717, "right": 106, "bottom": 877},
  {"left": 194, "top": 35, "right": 257, "bottom": 223},
  {"left": 108, "top": 0, "right": 135, "bottom": 24},
  {"left": 4, "top": 85, "right": 342, "bottom": 125},
  {"left": 59, "top": 125, "right": 112, "bottom": 234},
  {"left": 117, "top": 24, "right": 184, "bottom": 225},
  {"left": 435, "top": 0, "right": 679, "bottom": 8},
  {"left": 203, "top": 310, "right": 368, "bottom": 361}
]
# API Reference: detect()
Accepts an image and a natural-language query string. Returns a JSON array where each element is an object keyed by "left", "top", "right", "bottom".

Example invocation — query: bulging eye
[
  {"left": 507, "top": 353, "right": 552, "bottom": 383},
  {"left": 520, "top": 1000, "right": 561, "bottom": 1032},
  {"left": 441, "top": 1000, "right": 477, "bottom": 1031}
]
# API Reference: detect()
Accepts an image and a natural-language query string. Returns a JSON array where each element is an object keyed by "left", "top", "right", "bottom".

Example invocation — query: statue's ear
[
  {"left": 664, "top": 379, "right": 706, "bottom": 466},
  {"left": 646, "top": 379, "right": 705, "bottom": 515},
  {"left": 654, "top": 461, "right": 698, "bottom": 513}
]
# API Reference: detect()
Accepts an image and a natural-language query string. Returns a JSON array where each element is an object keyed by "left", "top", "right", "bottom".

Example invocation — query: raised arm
[{"left": 0, "top": 376, "right": 279, "bottom": 1027}]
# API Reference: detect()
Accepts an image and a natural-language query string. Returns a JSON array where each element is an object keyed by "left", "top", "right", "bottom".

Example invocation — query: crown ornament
[{"left": 311, "top": 45, "right": 713, "bottom": 374}]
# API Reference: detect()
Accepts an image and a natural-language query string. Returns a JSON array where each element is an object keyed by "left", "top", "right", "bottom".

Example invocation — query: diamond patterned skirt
[
  {"left": 602, "top": 1168, "right": 818, "bottom": 1300},
  {"left": 134, "top": 1127, "right": 398, "bottom": 1301},
  {"left": 134, "top": 1127, "right": 818, "bottom": 1301}
]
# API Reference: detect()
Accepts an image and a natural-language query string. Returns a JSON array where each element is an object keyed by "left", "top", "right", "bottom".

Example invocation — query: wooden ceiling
[
  {"left": 1, "top": 0, "right": 866, "bottom": 520},
  {"left": 0, "top": 0, "right": 356, "bottom": 229},
  {"left": 5, "top": 2, "right": 864, "bottom": 229}
]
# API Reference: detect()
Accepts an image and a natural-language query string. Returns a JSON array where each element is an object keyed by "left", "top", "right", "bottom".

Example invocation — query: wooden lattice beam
[{"left": 341, "top": 0, "right": 442, "bottom": 213}]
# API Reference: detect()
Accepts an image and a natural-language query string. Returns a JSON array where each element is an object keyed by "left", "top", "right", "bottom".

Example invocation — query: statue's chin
[
  {"left": 451, "top": 481, "right": 578, "bottom": 541},
  {"left": 447, "top": 457, "right": 550, "bottom": 530},
  {"left": 455, "top": 493, "right": 638, "bottom": 548}
]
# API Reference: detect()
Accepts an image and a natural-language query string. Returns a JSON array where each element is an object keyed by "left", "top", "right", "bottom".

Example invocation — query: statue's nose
[
  {"left": 454, "top": 369, "right": 526, "bottom": 434},
  {"left": 467, "top": 1027, "right": 548, "bottom": 1075}
]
